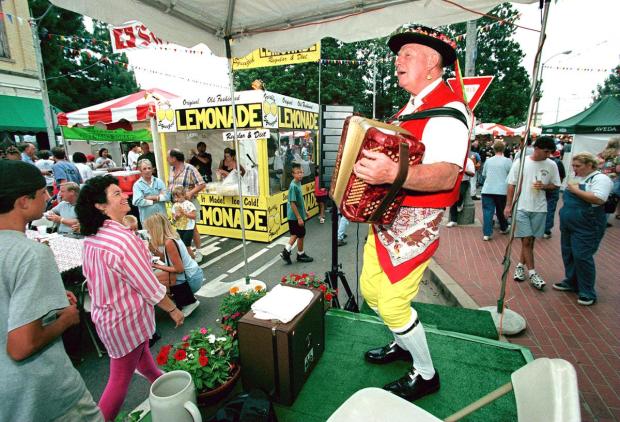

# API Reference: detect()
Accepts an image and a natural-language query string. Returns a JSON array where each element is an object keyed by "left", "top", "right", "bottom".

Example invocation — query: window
[
  {"left": 268, "top": 130, "right": 317, "bottom": 195},
  {"left": 0, "top": 4, "right": 10, "bottom": 58}
]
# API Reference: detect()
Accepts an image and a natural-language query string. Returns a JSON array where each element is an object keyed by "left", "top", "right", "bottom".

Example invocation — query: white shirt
[
  {"left": 128, "top": 150, "right": 140, "bottom": 169},
  {"left": 75, "top": 162, "right": 94, "bottom": 182},
  {"left": 507, "top": 157, "right": 561, "bottom": 212},
  {"left": 462, "top": 157, "right": 476, "bottom": 182},
  {"left": 575, "top": 171, "right": 614, "bottom": 206},
  {"left": 398, "top": 78, "right": 470, "bottom": 169}
]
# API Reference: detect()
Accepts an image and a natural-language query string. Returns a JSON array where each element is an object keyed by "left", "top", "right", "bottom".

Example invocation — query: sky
[{"left": 125, "top": 0, "right": 620, "bottom": 126}]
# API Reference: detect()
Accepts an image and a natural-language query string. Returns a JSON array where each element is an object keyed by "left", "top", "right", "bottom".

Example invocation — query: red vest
[
  {"left": 371, "top": 82, "right": 469, "bottom": 284},
  {"left": 395, "top": 82, "right": 469, "bottom": 208}
]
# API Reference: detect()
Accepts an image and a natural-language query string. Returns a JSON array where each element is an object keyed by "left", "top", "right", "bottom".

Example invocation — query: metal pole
[
  {"left": 465, "top": 20, "right": 477, "bottom": 77},
  {"left": 225, "top": 37, "right": 250, "bottom": 284},
  {"left": 30, "top": 19, "right": 57, "bottom": 147},
  {"left": 497, "top": 0, "right": 552, "bottom": 316},
  {"left": 372, "top": 60, "right": 377, "bottom": 119},
  {"left": 555, "top": 96, "right": 561, "bottom": 121}
]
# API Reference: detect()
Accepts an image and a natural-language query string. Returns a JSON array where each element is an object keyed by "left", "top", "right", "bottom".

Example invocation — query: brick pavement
[{"left": 433, "top": 202, "right": 620, "bottom": 421}]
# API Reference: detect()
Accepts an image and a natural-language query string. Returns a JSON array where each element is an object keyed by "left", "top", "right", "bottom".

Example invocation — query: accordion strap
[
  {"left": 369, "top": 142, "right": 410, "bottom": 223},
  {"left": 398, "top": 107, "right": 469, "bottom": 128}
]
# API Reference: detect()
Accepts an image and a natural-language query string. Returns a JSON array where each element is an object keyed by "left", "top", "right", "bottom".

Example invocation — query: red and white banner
[{"left": 109, "top": 21, "right": 164, "bottom": 52}]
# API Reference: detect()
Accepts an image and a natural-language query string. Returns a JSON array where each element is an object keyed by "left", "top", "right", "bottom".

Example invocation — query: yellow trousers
[{"left": 360, "top": 233, "right": 430, "bottom": 330}]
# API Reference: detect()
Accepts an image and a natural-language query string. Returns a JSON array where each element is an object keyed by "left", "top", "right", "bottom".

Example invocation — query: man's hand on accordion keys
[{"left": 353, "top": 149, "right": 399, "bottom": 185}]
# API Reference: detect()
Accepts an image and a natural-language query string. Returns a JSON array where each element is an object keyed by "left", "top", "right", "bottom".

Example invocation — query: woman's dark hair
[
  {"left": 76, "top": 175, "right": 118, "bottom": 236},
  {"left": 98, "top": 148, "right": 108, "bottom": 157},
  {"left": 224, "top": 147, "right": 236, "bottom": 158},
  {"left": 72, "top": 151, "right": 87, "bottom": 163}
]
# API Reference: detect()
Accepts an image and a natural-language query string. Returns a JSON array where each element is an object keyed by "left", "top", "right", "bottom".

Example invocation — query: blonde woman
[
  {"left": 554, "top": 152, "right": 613, "bottom": 306},
  {"left": 144, "top": 214, "right": 202, "bottom": 317}
]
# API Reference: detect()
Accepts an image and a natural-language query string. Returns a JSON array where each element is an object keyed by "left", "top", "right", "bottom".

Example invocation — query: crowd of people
[
  {"left": 446, "top": 135, "right": 619, "bottom": 305},
  {"left": 0, "top": 140, "right": 231, "bottom": 420}
]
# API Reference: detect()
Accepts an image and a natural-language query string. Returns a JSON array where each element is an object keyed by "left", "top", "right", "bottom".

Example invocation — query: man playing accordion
[{"left": 353, "top": 25, "right": 470, "bottom": 401}]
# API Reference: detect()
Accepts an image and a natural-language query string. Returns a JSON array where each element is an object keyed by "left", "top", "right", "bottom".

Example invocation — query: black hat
[
  {"left": 388, "top": 25, "right": 457, "bottom": 65},
  {"left": 0, "top": 160, "right": 46, "bottom": 199}
]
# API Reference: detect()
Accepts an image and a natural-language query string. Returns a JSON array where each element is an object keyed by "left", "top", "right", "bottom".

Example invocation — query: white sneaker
[
  {"left": 456, "top": 204, "right": 464, "bottom": 213},
  {"left": 182, "top": 300, "right": 200, "bottom": 317},
  {"left": 446, "top": 221, "right": 457, "bottom": 228},
  {"left": 319, "top": 217, "right": 325, "bottom": 224},
  {"left": 482, "top": 235, "right": 490, "bottom": 241},
  {"left": 194, "top": 251, "right": 203, "bottom": 262},
  {"left": 513, "top": 264, "right": 526, "bottom": 282},
  {"left": 529, "top": 273, "right": 546, "bottom": 290}
]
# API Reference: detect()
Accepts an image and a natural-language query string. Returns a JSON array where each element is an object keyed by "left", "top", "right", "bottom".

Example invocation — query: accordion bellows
[{"left": 330, "top": 116, "right": 425, "bottom": 225}]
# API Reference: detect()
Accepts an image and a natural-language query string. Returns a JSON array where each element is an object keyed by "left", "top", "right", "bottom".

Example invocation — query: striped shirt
[{"left": 82, "top": 220, "right": 166, "bottom": 358}]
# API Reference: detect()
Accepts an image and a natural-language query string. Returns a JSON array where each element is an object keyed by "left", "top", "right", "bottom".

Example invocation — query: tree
[
  {"left": 442, "top": 3, "right": 532, "bottom": 126},
  {"left": 29, "top": 0, "right": 139, "bottom": 111},
  {"left": 593, "top": 64, "right": 620, "bottom": 102}
]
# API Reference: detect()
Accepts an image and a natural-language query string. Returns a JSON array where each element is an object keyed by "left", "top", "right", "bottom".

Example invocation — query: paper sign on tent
[{"left": 447, "top": 76, "right": 493, "bottom": 110}]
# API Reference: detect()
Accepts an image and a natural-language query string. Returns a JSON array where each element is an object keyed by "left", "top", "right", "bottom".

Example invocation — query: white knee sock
[{"left": 392, "top": 308, "right": 435, "bottom": 380}]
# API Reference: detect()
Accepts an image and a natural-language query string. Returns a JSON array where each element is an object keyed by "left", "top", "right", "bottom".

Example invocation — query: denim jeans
[
  {"left": 481, "top": 194, "right": 508, "bottom": 236},
  {"left": 449, "top": 180, "right": 470, "bottom": 222},
  {"left": 559, "top": 189, "right": 607, "bottom": 300},
  {"left": 545, "top": 189, "right": 560, "bottom": 233}
]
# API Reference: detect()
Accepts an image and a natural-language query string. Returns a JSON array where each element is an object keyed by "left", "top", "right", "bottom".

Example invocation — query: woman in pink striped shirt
[{"left": 76, "top": 175, "right": 184, "bottom": 421}]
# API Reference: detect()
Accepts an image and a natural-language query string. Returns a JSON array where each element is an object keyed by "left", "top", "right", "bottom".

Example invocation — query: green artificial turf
[
  {"left": 360, "top": 300, "right": 499, "bottom": 340},
  {"left": 274, "top": 310, "right": 530, "bottom": 422}
]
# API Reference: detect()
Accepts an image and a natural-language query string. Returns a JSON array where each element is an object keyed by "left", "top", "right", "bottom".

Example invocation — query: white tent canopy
[{"left": 49, "top": 0, "right": 535, "bottom": 57}]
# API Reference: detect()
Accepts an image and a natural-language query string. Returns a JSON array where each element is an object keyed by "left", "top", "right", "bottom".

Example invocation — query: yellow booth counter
[{"left": 154, "top": 90, "right": 320, "bottom": 242}]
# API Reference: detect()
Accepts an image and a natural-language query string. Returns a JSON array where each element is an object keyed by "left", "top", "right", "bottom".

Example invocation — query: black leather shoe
[
  {"left": 384, "top": 370, "right": 440, "bottom": 401},
  {"left": 365, "top": 341, "right": 412, "bottom": 364}
]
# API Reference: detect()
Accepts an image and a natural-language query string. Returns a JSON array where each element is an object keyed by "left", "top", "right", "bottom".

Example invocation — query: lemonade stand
[{"left": 154, "top": 90, "right": 320, "bottom": 242}]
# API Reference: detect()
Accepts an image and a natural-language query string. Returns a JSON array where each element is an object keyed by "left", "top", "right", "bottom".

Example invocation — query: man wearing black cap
[
  {"left": 354, "top": 25, "right": 470, "bottom": 401},
  {"left": 0, "top": 160, "right": 103, "bottom": 421}
]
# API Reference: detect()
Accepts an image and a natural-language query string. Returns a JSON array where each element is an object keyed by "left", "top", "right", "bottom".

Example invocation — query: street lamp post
[{"left": 533, "top": 50, "right": 572, "bottom": 125}]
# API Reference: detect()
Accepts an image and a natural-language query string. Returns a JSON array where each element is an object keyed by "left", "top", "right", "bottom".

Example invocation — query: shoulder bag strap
[{"left": 398, "top": 106, "right": 469, "bottom": 128}]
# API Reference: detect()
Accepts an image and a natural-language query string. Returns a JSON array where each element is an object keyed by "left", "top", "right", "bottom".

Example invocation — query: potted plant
[
  {"left": 156, "top": 327, "right": 240, "bottom": 406},
  {"left": 219, "top": 286, "right": 267, "bottom": 334},
  {"left": 281, "top": 272, "right": 336, "bottom": 305}
]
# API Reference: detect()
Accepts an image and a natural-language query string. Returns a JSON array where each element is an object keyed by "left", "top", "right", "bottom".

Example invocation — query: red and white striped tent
[
  {"left": 57, "top": 88, "right": 178, "bottom": 127},
  {"left": 474, "top": 123, "right": 516, "bottom": 137}
]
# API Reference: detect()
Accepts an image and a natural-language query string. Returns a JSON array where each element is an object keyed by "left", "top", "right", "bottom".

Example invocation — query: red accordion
[{"left": 329, "top": 116, "right": 425, "bottom": 225}]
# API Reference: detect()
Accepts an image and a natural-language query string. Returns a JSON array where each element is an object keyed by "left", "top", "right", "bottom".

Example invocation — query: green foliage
[
  {"left": 29, "top": 0, "right": 139, "bottom": 111},
  {"left": 442, "top": 3, "right": 531, "bottom": 126},
  {"left": 156, "top": 327, "right": 236, "bottom": 391},
  {"left": 280, "top": 272, "right": 336, "bottom": 302},
  {"left": 219, "top": 288, "right": 267, "bottom": 332},
  {"left": 593, "top": 65, "right": 620, "bottom": 102},
  {"left": 114, "top": 410, "right": 144, "bottom": 422}
]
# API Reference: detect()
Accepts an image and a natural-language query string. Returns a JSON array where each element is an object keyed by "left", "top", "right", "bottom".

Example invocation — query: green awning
[
  {"left": 0, "top": 94, "right": 58, "bottom": 133},
  {"left": 542, "top": 96, "right": 620, "bottom": 135},
  {"left": 61, "top": 126, "right": 153, "bottom": 142}
]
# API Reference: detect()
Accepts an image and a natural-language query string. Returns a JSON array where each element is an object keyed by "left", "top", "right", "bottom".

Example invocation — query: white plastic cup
[{"left": 37, "top": 226, "right": 47, "bottom": 235}]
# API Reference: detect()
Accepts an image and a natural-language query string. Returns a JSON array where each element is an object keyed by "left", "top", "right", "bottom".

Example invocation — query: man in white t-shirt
[
  {"left": 127, "top": 143, "right": 141, "bottom": 169},
  {"left": 505, "top": 137, "right": 561, "bottom": 290}
]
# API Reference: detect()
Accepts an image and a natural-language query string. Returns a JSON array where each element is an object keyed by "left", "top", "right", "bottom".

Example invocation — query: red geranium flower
[
  {"left": 174, "top": 349, "right": 187, "bottom": 361},
  {"left": 160, "top": 344, "right": 172, "bottom": 355},
  {"left": 319, "top": 284, "right": 327, "bottom": 292},
  {"left": 199, "top": 348, "right": 207, "bottom": 356},
  {"left": 281, "top": 276, "right": 287, "bottom": 282},
  {"left": 156, "top": 352, "right": 168, "bottom": 365},
  {"left": 181, "top": 342, "right": 190, "bottom": 349},
  {"left": 325, "top": 293, "right": 333, "bottom": 301},
  {"left": 199, "top": 355, "right": 209, "bottom": 367}
]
